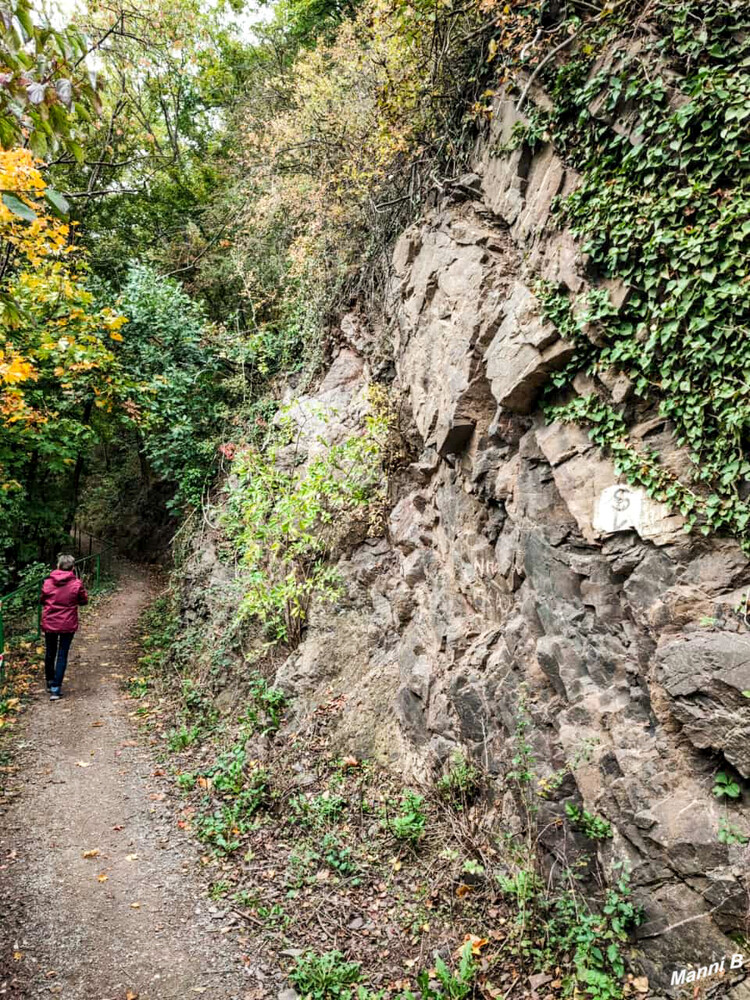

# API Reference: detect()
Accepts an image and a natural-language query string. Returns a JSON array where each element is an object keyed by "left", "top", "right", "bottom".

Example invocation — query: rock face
[
  {"left": 261, "top": 90, "right": 750, "bottom": 989},
  {"left": 163, "top": 81, "right": 750, "bottom": 990}
]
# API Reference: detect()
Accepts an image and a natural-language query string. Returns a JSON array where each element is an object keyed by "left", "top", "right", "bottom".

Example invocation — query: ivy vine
[{"left": 503, "top": 0, "right": 750, "bottom": 544}]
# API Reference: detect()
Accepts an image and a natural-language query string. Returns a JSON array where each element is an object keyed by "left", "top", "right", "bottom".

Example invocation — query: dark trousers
[{"left": 44, "top": 631, "right": 75, "bottom": 691}]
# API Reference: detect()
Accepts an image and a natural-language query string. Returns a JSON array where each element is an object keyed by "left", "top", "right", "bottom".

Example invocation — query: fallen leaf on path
[
  {"left": 191, "top": 989, "right": 207, "bottom": 994},
  {"left": 633, "top": 977, "right": 649, "bottom": 994},
  {"left": 97, "top": 873, "right": 108, "bottom": 882},
  {"left": 126, "top": 992, "right": 139, "bottom": 1000},
  {"left": 112, "top": 825, "right": 124, "bottom": 831},
  {"left": 82, "top": 849, "right": 100, "bottom": 859},
  {"left": 91, "top": 721, "right": 104, "bottom": 728},
  {"left": 463, "top": 934, "right": 489, "bottom": 955},
  {"left": 75, "top": 761, "right": 92, "bottom": 768},
  {"left": 149, "top": 792, "right": 166, "bottom": 801},
  {"left": 125, "top": 853, "right": 139, "bottom": 861},
  {"left": 13, "top": 950, "right": 22, "bottom": 961},
  {"left": 130, "top": 901, "right": 141, "bottom": 909}
]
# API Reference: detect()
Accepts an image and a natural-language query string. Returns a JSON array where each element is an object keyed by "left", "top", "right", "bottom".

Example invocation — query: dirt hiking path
[{"left": 0, "top": 564, "right": 251, "bottom": 1000}]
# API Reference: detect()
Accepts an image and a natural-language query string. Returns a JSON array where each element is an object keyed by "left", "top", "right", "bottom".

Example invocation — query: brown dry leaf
[
  {"left": 633, "top": 977, "right": 649, "bottom": 994},
  {"left": 97, "top": 873, "right": 108, "bottom": 883},
  {"left": 13, "top": 950, "right": 22, "bottom": 961},
  {"left": 82, "top": 849, "right": 100, "bottom": 859},
  {"left": 455, "top": 883, "right": 473, "bottom": 898},
  {"left": 126, "top": 992, "right": 139, "bottom": 1000},
  {"left": 463, "top": 933, "right": 489, "bottom": 956},
  {"left": 75, "top": 761, "right": 92, "bottom": 768},
  {"left": 149, "top": 792, "right": 166, "bottom": 801},
  {"left": 125, "top": 853, "right": 139, "bottom": 862},
  {"left": 91, "top": 721, "right": 104, "bottom": 728},
  {"left": 341, "top": 755, "right": 359, "bottom": 768},
  {"left": 130, "top": 901, "right": 141, "bottom": 909}
]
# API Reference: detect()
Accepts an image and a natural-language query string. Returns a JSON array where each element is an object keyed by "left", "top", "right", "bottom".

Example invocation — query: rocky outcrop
[{"left": 260, "top": 81, "right": 750, "bottom": 991}]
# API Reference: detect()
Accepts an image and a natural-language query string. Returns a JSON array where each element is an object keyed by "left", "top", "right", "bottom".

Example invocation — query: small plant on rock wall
[
  {"left": 718, "top": 818, "right": 749, "bottom": 847},
  {"left": 565, "top": 804, "right": 613, "bottom": 841},
  {"left": 713, "top": 771, "right": 741, "bottom": 801}
]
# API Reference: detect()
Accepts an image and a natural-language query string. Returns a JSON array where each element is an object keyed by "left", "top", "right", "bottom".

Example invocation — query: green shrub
[{"left": 222, "top": 406, "right": 387, "bottom": 648}]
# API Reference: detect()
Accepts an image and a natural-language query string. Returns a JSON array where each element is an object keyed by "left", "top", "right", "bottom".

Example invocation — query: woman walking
[{"left": 40, "top": 554, "right": 88, "bottom": 701}]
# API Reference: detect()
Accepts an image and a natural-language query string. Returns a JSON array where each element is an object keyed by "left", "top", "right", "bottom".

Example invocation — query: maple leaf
[{"left": 82, "top": 849, "right": 100, "bottom": 859}]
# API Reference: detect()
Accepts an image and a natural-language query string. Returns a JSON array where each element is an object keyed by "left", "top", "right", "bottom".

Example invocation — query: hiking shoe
[{"left": 50, "top": 690, "right": 61, "bottom": 701}]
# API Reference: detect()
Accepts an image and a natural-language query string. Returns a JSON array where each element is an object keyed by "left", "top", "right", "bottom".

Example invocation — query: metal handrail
[{"left": 0, "top": 549, "right": 108, "bottom": 683}]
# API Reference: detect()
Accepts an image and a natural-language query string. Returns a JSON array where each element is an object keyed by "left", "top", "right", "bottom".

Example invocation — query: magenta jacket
[{"left": 40, "top": 570, "right": 88, "bottom": 633}]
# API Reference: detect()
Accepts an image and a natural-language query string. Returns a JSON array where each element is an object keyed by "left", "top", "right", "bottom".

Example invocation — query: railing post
[{"left": 95, "top": 553, "right": 101, "bottom": 592}]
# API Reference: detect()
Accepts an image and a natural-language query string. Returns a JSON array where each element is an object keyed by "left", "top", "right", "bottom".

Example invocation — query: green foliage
[
  {"left": 195, "top": 764, "right": 270, "bottom": 855},
  {"left": 565, "top": 804, "right": 613, "bottom": 841},
  {"left": 167, "top": 723, "right": 202, "bottom": 753},
  {"left": 396, "top": 942, "right": 477, "bottom": 1000},
  {"left": 177, "top": 771, "right": 197, "bottom": 791},
  {"left": 498, "top": 863, "right": 642, "bottom": 1000},
  {"left": 240, "top": 673, "right": 288, "bottom": 734},
  {"left": 527, "top": 0, "right": 750, "bottom": 546},
  {"left": 127, "top": 675, "right": 151, "bottom": 699},
  {"left": 713, "top": 771, "right": 741, "bottom": 800},
  {"left": 389, "top": 791, "right": 427, "bottom": 844},
  {"left": 508, "top": 694, "right": 536, "bottom": 791},
  {"left": 115, "top": 265, "right": 235, "bottom": 513},
  {"left": 209, "top": 879, "right": 230, "bottom": 900},
  {"left": 289, "top": 791, "right": 347, "bottom": 829},
  {"left": 436, "top": 751, "right": 482, "bottom": 808},
  {"left": 0, "top": 0, "right": 100, "bottom": 157},
  {"left": 718, "top": 818, "right": 749, "bottom": 846},
  {"left": 320, "top": 832, "right": 360, "bottom": 881},
  {"left": 289, "top": 950, "right": 363, "bottom": 999},
  {"left": 223, "top": 406, "right": 386, "bottom": 647}
]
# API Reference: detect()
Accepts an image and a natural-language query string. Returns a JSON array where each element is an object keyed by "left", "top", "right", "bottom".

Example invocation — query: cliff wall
[{"left": 253, "top": 88, "right": 750, "bottom": 989}]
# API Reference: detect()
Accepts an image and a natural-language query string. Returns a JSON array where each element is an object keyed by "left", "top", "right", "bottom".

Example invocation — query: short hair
[{"left": 57, "top": 553, "right": 75, "bottom": 571}]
